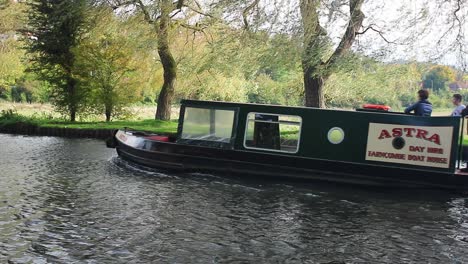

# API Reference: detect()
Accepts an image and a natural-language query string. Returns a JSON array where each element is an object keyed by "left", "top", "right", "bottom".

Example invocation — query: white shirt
[{"left": 452, "top": 104, "right": 466, "bottom": 117}]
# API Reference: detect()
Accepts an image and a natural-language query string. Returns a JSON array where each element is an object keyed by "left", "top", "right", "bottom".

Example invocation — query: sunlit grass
[
  {"left": 39, "top": 119, "right": 178, "bottom": 134},
  {"left": 2, "top": 102, "right": 468, "bottom": 144},
  {"left": 0, "top": 102, "right": 179, "bottom": 121},
  {"left": 0, "top": 107, "right": 178, "bottom": 135}
]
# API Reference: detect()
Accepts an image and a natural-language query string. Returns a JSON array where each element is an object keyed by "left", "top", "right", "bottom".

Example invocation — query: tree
[
  {"left": 178, "top": 26, "right": 303, "bottom": 105},
  {"left": 26, "top": 0, "right": 88, "bottom": 121},
  {"left": 10, "top": 85, "right": 33, "bottom": 103},
  {"left": 74, "top": 8, "right": 149, "bottom": 121},
  {"left": 300, "top": 0, "right": 364, "bottom": 107},
  {"left": 0, "top": 0, "right": 26, "bottom": 34},
  {"left": 0, "top": 38, "right": 24, "bottom": 88},
  {"left": 107, "top": 0, "right": 215, "bottom": 120},
  {"left": 422, "top": 65, "right": 457, "bottom": 91},
  {"left": 0, "top": 85, "right": 8, "bottom": 100},
  {"left": 216, "top": 0, "right": 365, "bottom": 107},
  {"left": 226, "top": 0, "right": 467, "bottom": 108},
  {"left": 0, "top": 0, "right": 26, "bottom": 89}
]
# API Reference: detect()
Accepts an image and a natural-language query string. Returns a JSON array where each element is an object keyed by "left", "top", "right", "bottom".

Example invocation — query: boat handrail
[{"left": 246, "top": 119, "right": 301, "bottom": 125}]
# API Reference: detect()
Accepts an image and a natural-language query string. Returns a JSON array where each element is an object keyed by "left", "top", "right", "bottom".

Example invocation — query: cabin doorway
[{"left": 244, "top": 113, "right": 302, "bottom": 153}]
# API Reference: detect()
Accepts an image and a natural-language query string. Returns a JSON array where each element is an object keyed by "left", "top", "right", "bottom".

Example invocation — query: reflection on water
[{"left": 0, "top": 134, "right": 468, "bottom": 263}]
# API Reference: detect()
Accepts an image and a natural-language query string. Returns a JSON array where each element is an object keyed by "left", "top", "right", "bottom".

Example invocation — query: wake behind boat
[{"left": 108, "top": 100, "right": 468, "bottom": 190}]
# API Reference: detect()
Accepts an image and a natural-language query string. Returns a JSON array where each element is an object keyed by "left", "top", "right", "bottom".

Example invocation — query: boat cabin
[
  {"left": 176, "top": 100, "right": 463, "bottom": 174},
  {"left": 114, "top": 99, "right": 468, "bottom": 189}
]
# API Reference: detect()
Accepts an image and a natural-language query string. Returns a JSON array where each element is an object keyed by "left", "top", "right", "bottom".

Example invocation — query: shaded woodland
[{"left": 0, "top": 0, "right": 466, "bottom": 121}]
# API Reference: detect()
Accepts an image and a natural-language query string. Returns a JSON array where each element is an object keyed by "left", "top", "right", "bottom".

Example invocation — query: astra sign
[{"left": 365, "top": 123, "right": 454, "bottom": 169}]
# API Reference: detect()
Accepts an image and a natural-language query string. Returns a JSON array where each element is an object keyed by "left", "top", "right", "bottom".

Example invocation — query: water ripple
[{"left": 0, "top": 134, "right": 468, "bottom": 263}]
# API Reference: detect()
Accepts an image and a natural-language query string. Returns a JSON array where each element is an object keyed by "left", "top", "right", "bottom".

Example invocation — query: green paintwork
[{"left": 178, "top": 100, "right": 462, "bottom": 173}]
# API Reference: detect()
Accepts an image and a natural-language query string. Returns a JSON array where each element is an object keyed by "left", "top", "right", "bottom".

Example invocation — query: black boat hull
[{"left": 115, "top": 133, "right": 468, "bottom": 190}]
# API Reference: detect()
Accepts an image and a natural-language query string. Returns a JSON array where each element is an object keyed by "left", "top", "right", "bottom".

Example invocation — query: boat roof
[
  {"left": 177, "top": 99, "right": 462, "bottom": 174},
  {"left": 180, "top": 99, "right": 440, "bottom": 117}
]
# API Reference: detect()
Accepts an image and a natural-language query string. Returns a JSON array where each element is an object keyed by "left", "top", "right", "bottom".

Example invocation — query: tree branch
[
  {"left": 135, "top": 0, "right": 154, "bottom": 23},
  {"left": 178, "top": 22, "right": 207, "bottom": 32},
  {"left": 356, "top": 24, "right": 396, "bottom": 44},
  {"left": 176, "top": 0, "right": 184, "bottom": 9},
  {"left": 183, "top": 3, "right": 214, "bottom": 18},
  {"left": 325, "top": 0, "right": 365, "bottom": 66},
  {"left": 243, "top": 0, "right": 260, "bottom": 31}
]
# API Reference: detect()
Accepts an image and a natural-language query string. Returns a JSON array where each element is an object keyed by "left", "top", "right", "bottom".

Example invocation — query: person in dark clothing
[{"left": 404, "top": 89, "right": 432, "bottom": 117}]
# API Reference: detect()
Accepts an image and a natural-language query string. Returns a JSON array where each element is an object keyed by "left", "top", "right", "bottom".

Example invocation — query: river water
[{"left": 1, "top": 134, "right": 468, "bottom": 263}]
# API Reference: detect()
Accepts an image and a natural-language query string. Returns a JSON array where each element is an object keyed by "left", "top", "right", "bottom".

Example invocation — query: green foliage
[
  {"left": 0, "top": 109, "right": 177, "bottom": 134},
  {"left": 10, "top": 86, "right": 32, "bottom": 103},
  {"left": 0, "top": 0, "right": 26, "bottom": 34},
  {"left": 0, "top": 1, "right": 465, "bottom": 120},
  {"left": 324, "top": 59, "right": 423, "bottom": 109},
  {"left": 174, "top": 27, "right": 303, "bottom": 105},
  {"left": 0, "top": 38, "right": 25, "bottom": 88},
  {"left": 26, "top": 0, "right": 89, "bottom": 121},
  {"left": 73, "top": 8, "right": 155, "bottom": 121},
  {"left": 0, "top": 108, "right": 18, "bottom": 119},
  {"left": 0, "top": 1, "right": 27, "bottom": 99},
  {"left": 0, "top": 85, "right": 8, "bottom": 100},
  {"left": 422, "top": 65, "right": 457, "bottom": 91},
  {"left": 0, "top": 109, "right": 40, "bottom": 128},
  {"left": 247, "top": 73, "right": 303, "bottom": 105},
  {"left": 0, "top": 39, "right": 25, "bottom": 90},
  {"left": 40, "top": 119, "right": 177, "bottom": 134}
]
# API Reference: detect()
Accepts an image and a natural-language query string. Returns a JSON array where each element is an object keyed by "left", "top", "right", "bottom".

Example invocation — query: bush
[
  {"left": 0, "top": 109, "right": 37, "bottom": 127},
  {"left": 0, "top": 85, "right": 8, "bottom": 100},
  {"left": 0, "top": 109, "right": 18, "bottom": 120},
  {"left": 429, "top": 90, "right": 452, "bottom": 109}
]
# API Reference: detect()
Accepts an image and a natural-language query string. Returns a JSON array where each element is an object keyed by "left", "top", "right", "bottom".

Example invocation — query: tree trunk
[
  {"left": 155, "top": 0, "right": 177, "bottom": 121},
  {"left": 104, "top": 87, "right": 113, "bottom": 122},
  {"left": 155, "top": 51, "right": 176, "bottom": 120},
  {"left": 70, "top": 109, "right": 76, "bottom": 122},
  {"left": 67, "top": 77, "right": 77, "bottom": 122},
  {"left": 300, "top": 0, "right": 365, "bottom": 108},
  {"left": 303, "top": 67, "right": 326, "bottom": 108},
  {"left": 300, "top": 0, "right": 326, "bottom": 108},
  {"left": 105, "top": 110, "right": 111, "bottom": 122}
]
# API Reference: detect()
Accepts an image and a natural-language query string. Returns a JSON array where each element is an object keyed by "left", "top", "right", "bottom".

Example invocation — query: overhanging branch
[
  {"left": 356, "top": 24, "right": 397, "bottom": 44},
  {"left": 325, "top": 0, "right": 365, "bottom": 66},
  {"left": 183, "top": 3, "right": 214, "bottom": 18},
  {"left": 135, "top": 0, "right": 154, "bottom": 23},
  {"left": 243, "top": 0, "right": 260, "bottom": 31}
]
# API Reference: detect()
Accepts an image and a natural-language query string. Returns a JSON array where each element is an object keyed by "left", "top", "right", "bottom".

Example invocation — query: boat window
[
  {"left": 244, "top": 113, "right": 302, "bottom": 153},
  {"left": 181, "top": 107, "right": 235, "bottom": 143},
  {"left": 327, "top": 127, "right": 345, "bottom": 144}
]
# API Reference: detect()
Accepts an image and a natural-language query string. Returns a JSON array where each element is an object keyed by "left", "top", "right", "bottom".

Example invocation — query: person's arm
[
  {"left": 455, "top": 106, "right": 465, "bottom": 116},
  {"left": 461, "top": 107, "right": 468, "bottom": 117},
  {"left": 405, "top": 102, "right": 418, "bottom": 114}
]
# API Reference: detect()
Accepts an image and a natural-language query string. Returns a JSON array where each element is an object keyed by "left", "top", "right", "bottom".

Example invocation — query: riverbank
[
  {"left": 3, "top": 114, "right": 468, "bottom": 145},
  {"left": 0, "top": 102, "right": 180, "bottom": 119},
  {"left": 0, "top": 112, "right": 178, "bottom": 139},
  {"left": 1, "top": 103, "right": 468, "bottom": 144}
]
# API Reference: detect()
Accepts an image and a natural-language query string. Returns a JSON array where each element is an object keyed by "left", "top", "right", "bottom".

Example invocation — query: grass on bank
[
  {"left": 40, "top": 119, "right": 178, "bottom": 134},
  {"left": 463, "top": 138, "right": 468, "bottom": 146},
  {"left": 0, "top": 110, "right": 178, "bottom": 135},
  {"left": 2, "top": 105, "right": 468, "bottom": 145}
]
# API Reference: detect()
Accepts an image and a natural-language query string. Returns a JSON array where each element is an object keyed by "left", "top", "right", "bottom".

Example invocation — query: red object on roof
[
  {"left": 362, "top": 104, "right": 391, "bottom": 111},
  {"left": 145, "top": 135, "right": 170, "bottom": 142}
]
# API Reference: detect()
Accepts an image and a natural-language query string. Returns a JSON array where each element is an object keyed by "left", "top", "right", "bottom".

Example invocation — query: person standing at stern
[
  {"left": 451, "top": 94, "right": 466, "bottom": 117},
  {"left": 405, "top": 89, "right": 433, "bottom": 117}
]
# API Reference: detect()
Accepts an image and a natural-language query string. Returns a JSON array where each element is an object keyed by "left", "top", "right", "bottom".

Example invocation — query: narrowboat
[{"left": 109, "top": 100, "right": 468, "bottom": 190}]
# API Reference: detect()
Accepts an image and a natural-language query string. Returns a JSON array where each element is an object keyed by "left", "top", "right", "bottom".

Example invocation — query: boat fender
[
  {"left": 362, "top": 104, "right": 391, "bottom": 111},
  {"left": 145, "top": 135, "right": 170, "bottom": 142},
  {"left": 106, "top": 130, "right": 119, "bottom": 148}
]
